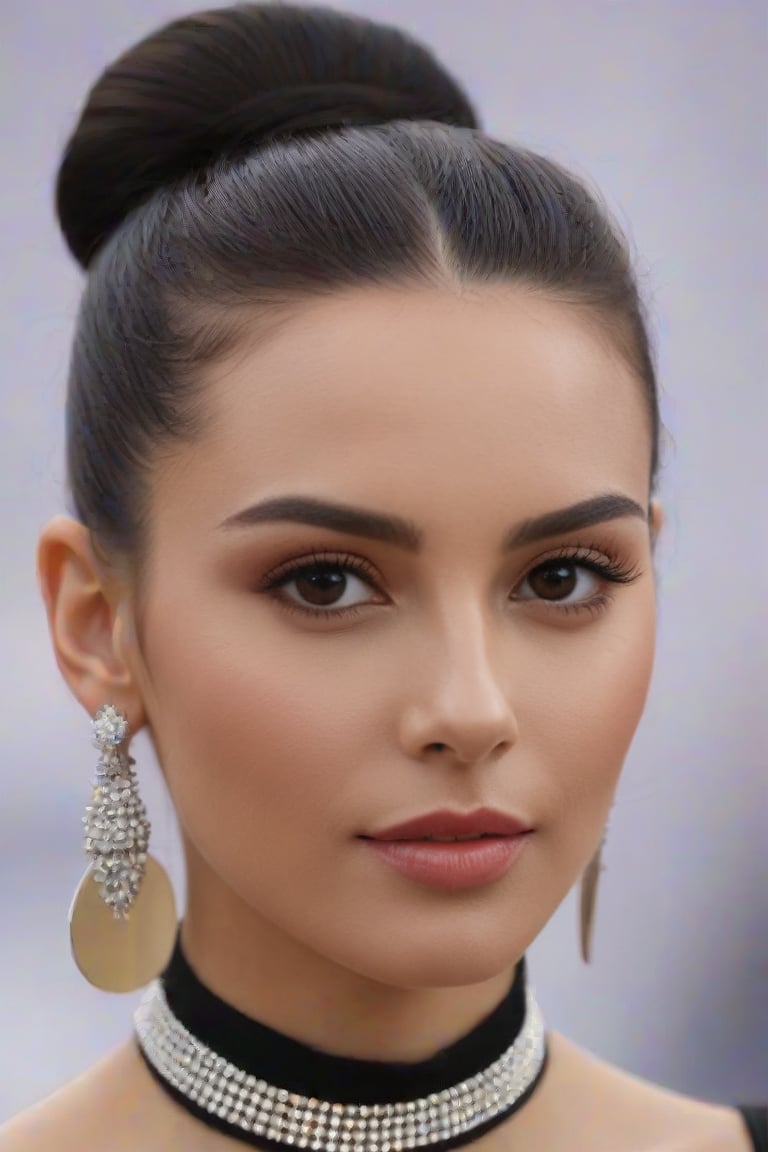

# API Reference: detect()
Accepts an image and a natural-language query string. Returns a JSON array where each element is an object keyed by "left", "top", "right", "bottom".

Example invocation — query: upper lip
[{"left": 361, "top": 807, "right": 533, "bottom": 841}]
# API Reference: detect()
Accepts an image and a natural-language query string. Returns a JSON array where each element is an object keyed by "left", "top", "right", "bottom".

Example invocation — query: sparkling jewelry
[
  {"left": 68, "top": 703, "right": 177, "bottom": 992},
  {"left": 83, "top": 703, "right": 151, "bottom": 916},
  {"left": 134, "top": 936, "right": 549, "bottom": 1151}
]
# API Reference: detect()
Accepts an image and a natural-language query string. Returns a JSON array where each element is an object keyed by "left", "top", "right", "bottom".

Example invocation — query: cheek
[
  {"left": 524, "top": 591, "right": 657, "bottom": 853},
  {"left": 139, "top": 595, "right": 376, "bottom": 886}
]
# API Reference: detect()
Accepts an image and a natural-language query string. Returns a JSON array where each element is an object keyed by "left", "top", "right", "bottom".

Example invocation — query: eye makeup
[{"left": 256, "top": 539, "right": 642, "bottom": 623}]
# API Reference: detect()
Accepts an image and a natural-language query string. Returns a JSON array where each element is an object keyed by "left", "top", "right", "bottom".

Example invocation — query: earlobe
[{"left": 36, "top": 515, "right": 144, "bottom": 727}]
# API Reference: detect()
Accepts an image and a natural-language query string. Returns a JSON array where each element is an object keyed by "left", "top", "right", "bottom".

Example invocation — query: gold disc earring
[
  {"left": 579, "top": 825, "right": 608, "bottom": 964},
  {"left": 69, "top": 703, "right": 177, "bottom": 992}
]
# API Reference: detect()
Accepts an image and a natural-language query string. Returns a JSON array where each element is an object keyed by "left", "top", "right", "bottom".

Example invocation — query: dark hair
[{"left": 55, "top": 2, "right": 661, "bottom": 603}]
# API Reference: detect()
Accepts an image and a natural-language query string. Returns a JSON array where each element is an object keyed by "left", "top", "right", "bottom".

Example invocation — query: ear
[
  {"left": 36, "top": 515, "right": 145, "bottom": 733},
  {"left": 648, "top": 499, "right": 664, "bottom": 547}
]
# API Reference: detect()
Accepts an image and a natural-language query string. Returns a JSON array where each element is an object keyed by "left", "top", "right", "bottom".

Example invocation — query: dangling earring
[
  {"left": 579, "top": 823, "right": 608, "bottom": 964},
  {"left": 69, "top": 703, "right": 177, "bottom": 992}
]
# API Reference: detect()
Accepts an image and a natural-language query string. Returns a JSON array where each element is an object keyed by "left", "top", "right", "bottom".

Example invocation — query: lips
[{"left": 361, "top": 806, "right": 533, "bottom": 842}]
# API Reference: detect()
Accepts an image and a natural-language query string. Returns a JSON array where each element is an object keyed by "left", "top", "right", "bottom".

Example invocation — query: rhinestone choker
[{"left": 134, "top": 930, "right": 550, "bottom": 1151}]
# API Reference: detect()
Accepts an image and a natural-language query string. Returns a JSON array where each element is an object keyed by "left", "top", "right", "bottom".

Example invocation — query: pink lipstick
[{"left": 359, "top": 807, "right": 533, "bottom": 890}]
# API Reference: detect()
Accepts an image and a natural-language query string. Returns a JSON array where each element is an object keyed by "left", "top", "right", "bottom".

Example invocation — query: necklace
[{"left": 134, "top": 932, "right": 549, "bottom": 1151}]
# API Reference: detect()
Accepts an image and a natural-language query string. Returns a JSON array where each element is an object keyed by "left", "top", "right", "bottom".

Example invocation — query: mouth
[
  {"left": 360, "top": 833, "right": 508, "bottom": 842},
  {"left": 359, "top": 830, "right": 532, "bottom": 889},
  {"left": 360, "top": 807, "right": 534, "bottom": 842}
]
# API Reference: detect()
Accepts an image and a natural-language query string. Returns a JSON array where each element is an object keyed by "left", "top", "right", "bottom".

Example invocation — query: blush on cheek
[
  {"left": 144, "top": 611, "right": 342, "bottom": 869},
  {"left": 532, "top": 610, "right": 656, "bottom": 818}
]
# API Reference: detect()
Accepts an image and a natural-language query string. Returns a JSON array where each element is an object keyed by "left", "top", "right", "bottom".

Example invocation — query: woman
[{"left": 1, "top": 4, "right": 764, "bottom": 1150}]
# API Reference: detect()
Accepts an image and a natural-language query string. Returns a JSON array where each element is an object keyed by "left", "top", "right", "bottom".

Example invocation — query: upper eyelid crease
[{"left": 217, "top": 492, "right": 648, "bottom": 550}]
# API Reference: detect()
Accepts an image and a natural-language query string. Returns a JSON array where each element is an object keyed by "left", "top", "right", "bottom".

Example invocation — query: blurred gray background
[{"left": 2, "top": 0, "right": 766, "bottom": 1124}]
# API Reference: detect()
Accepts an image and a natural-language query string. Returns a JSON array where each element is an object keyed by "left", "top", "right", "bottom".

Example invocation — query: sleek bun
[{"left": 55, "top": 3, "right": 479, "bottom": 269}]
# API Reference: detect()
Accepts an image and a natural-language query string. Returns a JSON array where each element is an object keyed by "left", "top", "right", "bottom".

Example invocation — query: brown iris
[
  {"left": 527, "top": 562, "right": 578, "bottom": 601},
  {"left": 294, "top": 569, "right": 347, "bottom": 606}
]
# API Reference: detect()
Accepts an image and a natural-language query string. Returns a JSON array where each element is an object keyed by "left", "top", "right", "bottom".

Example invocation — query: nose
[{"left": 397, "top": 604, "right": 519, "bottom": 767}]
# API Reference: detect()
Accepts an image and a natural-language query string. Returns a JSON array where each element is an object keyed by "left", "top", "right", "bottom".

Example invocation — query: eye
[
  {"left": 260, "top": 552, "right": 385, "bottom": 619},
  {"left": 514, "top": 547, "right": 641, "bottom": 616}
]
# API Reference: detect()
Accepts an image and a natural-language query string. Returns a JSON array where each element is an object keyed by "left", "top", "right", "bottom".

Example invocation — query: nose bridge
[
  {"left": 399, "top": 581, "right": 519, "bottom": 762},
  {"left": 438, "top": 593, "right": 506, "bottom": 702}
]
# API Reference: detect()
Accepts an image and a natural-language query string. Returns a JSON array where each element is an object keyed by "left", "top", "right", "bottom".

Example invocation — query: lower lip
[{"left": 361, "top": 834, "right": 531, "bottom": 890}]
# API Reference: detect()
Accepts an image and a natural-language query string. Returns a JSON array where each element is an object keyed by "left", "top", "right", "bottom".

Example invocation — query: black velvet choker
[{"left": 134, "top": 928, "right": 550, "bottom": 1150}]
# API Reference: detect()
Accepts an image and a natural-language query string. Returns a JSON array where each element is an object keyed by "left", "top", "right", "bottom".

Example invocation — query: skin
[{"left": 15, "top": 283, "right": 751, "bottom": 1150}]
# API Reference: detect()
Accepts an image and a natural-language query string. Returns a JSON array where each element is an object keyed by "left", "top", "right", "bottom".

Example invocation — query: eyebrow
[{"left": 217, "top": 492, "right": 648, "bottom": 550}]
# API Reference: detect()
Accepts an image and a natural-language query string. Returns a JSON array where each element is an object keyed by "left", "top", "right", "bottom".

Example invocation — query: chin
[{"left": 323, "top": 917, "right": 529, "bottom": 991}]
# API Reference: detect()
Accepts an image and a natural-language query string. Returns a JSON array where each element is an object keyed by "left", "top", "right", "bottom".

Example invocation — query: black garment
[{"left": 737, "top": 1106, "right": 768, "bottom": 1152}]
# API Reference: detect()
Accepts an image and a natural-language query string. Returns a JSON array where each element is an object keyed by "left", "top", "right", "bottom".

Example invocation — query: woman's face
[{"left": 131, "top": 284, "right": 660, "bottom": 988}]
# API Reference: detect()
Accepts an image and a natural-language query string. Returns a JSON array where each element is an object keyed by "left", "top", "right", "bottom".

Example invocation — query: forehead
[{"left": 155, "top": 284, "right": 651, "bottom": 530}]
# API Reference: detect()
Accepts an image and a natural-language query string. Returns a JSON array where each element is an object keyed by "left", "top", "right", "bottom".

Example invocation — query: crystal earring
[
  {"left": 69, "top": 703, "right": 177, "bottom": 992},
  {"left": 579, "top": 824, "right": 608, "bottom": 964}
]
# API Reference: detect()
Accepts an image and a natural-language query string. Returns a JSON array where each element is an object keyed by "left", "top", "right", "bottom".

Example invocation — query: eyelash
[{"left": 258, "top": 543, "right": 642, "bottom": 622}]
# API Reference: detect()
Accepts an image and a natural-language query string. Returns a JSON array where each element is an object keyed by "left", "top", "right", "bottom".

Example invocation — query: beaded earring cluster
[
  {"left": 69, "top": 703, "right": 177, "bottom": 992},
  {"left": 83, "top": 703, "right": 150, "bottom": 916}
]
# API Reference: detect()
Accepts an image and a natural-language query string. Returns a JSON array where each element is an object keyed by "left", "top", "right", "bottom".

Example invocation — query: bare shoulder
[
  {"left": 0, "top": 1038, "right": 227, "bottom": 1152},
  {"left": 534, "top": 1029, "right": 755, "bottom": 1151},
  {"left": 0, "top": 1040, "right": 157, "bottom": 1152}
]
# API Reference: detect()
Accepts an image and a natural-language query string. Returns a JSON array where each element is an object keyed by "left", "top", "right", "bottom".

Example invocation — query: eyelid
[
  {"left": 523, "top": 540, "right": 642, "bottom": 582},
  {"left": 259, "top": 548, "right": 385, "bottom": 592}
]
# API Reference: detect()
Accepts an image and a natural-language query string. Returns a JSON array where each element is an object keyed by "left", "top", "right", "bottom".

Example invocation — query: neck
[{"left": 181, "top": 879, "right": 520, "bottom": 1063}]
